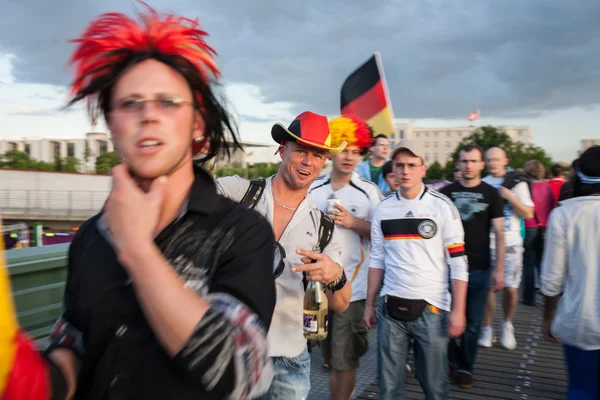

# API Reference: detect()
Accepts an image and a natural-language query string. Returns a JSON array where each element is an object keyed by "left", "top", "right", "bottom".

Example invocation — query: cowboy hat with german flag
[{"left": 272, "top": 111, "right": 346, "bottom": 155}]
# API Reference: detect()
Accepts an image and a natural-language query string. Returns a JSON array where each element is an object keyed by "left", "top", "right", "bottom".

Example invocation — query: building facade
[
  {"left": 0, "top": 132, "right": 114, "bottom": 173},
  {"left": 390, "top": 123, "right": 533, "bottom": 165},
  {"left": 580, "top": 139, "right": 600, "bottom": 155},
  {"left": 0, "top": 133, "right": 271, "bottom": 172}
]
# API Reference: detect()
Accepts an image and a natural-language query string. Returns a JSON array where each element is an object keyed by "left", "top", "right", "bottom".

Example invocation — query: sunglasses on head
[{"left": 273, "top": 242, "right": 286, "bottom": 279}]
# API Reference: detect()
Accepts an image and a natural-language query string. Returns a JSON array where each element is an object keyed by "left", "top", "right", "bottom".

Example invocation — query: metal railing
[
  {"left": 6, "top": 244, "right": 69, "bottom": 339},
  {"left": 0, "top": 189, "right": 109, "bottom": 218}
]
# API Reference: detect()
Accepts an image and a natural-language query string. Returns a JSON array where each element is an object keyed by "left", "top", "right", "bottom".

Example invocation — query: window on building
[
  {"left": 98, "top": 140, "right": 108, "bottom": 154},
  {"left": 435, "top": 132, "right": 439, "bottom": 137},
  {"left": 416, "top": 132, "right": 420, "bottom": 137},
  {"left": 24, "top": 144, "right": 31, "bottom": 155},
  {"left": 434, "top": 153, "right": 438, "bottom": 161},
  {"left": 446, "top": 142, "right": 450, "bottom": 148},
  {"left": 400, "top": 130, "right": 404, "bottom": 139},
  {"left": 425, "top": 153, "right": 429, "bottom": 162},
  {"left": 67, "top": 143, "right": 75, "bottom": 157},
  {"left": 447, "top": 132, "right": 451, "bottom": 137},
  {"left": 425, "top": 132, "right": 429, "bottom": 137},
  {"left": 52, "top": 141, "right": 60, "bottom": 160},
  {"left": 9, "top": 142, "right": 17, "bottom": 151},
  {"left": 434, "top": 142, "right": 438, "bottom": 148},
  {"left": 425, "top": 142, "right": 429, "bottom": 148}
]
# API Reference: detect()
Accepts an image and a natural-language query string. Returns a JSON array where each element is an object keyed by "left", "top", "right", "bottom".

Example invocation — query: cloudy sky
[{"left": 1, "top": 0, "right": 599, "bottom": 162}]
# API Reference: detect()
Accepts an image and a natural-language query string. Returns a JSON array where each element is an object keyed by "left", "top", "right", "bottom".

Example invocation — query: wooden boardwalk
[{"left": 357, "top": 296, "right": 568, "bottom": 400}]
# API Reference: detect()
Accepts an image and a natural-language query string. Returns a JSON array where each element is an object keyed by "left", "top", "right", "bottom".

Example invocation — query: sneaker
[
  {"left": 501, "top": 321, "right": 517, "bottom": 350},
  {"left": 457, "top": 371, "right": 473, "bottom": 389},
  {"left": 478, "top": 326, "right": 493, "bottom": 348}
]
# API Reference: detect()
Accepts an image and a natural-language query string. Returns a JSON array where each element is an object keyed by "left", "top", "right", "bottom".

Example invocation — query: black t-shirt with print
[{"left": 441, "top": 181, "right": 504, "bottom": 269}]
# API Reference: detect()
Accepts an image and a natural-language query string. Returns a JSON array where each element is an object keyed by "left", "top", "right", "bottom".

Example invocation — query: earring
[{"left": 193, "top": 136, "right": 204, "bottom": 143}]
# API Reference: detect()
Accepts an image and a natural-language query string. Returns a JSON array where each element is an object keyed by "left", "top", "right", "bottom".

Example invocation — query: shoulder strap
[
  {"left": 317, "top": 211, "right": 334, "bottom": 252},
  {"left": 240, "top": 178, "right": 266, "bottom": 209},
  {"left": 302, "top": 211, "right": 335, "bottom": 293}
]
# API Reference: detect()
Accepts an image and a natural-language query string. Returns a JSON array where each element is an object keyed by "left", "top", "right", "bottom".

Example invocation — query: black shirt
[
  {"left": 559, "top": 179, "right": 575, "bottom": 201},
  {"left": 441, "top": 181, "right": 504, "bottom": 269},
  {"left": 48, "top": 166, "right": 276, "bottom": 399}
]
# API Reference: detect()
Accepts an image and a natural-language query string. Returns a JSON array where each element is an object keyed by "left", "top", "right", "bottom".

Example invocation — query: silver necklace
[{"left": 272, "top": 189, "right": 298, "bottom": 211}]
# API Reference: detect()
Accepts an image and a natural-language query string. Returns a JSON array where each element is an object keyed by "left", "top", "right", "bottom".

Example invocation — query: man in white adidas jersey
[
  {"left": 364, "top": 140, "right": 468, "bottom": 400},
  {"left": 479, "top": 147, "right": 534, "bottom": 351},
  {"left": 309, "top": 116, "right": 382, "bottom": 400}
]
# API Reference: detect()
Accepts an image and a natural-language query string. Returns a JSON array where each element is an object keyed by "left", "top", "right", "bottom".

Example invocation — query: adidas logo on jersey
[{"left": 405, "top": 211, "right": 414, "bottom": 218}]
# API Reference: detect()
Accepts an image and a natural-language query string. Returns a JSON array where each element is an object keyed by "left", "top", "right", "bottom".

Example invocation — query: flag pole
[{"left": 373, "top": 52, "right": 395, "bottom": 132}]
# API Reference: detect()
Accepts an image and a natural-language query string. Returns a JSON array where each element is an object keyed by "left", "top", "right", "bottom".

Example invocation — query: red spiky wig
[
  {"left": 67, "top": 1, "right": 240, "bottom": 162},
  {"left": 328, "top": 115, "right": 374, "bottom": 154}
]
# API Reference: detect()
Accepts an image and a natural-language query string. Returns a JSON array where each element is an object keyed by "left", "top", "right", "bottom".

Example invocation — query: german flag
[
  {"left": 340, "top": 53, "right": 395, "bottom": 136},
  {"left": 0, "top": 217, "right": 50, "bottom": 399},
  {"left": 447, "top": 243, "right": 466, "bottom": 258}
]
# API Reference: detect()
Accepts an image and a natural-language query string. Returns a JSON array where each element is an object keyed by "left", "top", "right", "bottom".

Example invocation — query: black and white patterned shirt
[{"left": 48, "top": 166, "right": 276, "bottom": 399}]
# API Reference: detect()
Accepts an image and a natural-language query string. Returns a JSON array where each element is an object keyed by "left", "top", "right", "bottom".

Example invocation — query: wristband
[{"left": 326, "top": 265, "right": 347, "bottom": 293}]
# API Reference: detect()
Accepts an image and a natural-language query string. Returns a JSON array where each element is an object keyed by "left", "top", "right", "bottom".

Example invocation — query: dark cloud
[{"left": 1, "top": 0, "right": 599, "bottom": 119}]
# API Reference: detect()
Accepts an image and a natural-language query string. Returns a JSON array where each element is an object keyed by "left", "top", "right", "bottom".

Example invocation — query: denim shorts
[{"left": 256, "top": 347, "right": 311, "bottom": 400}]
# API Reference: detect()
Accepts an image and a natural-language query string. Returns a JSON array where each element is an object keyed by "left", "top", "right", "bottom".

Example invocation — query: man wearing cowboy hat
[
  {"left": 216, "top": 111, "right": 352, "bottom": 400},
  {"left": 309, "top": 115, "right": 382, "bottom": 400}
]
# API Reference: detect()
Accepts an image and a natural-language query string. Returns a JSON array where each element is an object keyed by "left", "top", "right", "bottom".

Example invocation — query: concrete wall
[{"left": 0, "top": 170, "right": 111, "bottom": 216}]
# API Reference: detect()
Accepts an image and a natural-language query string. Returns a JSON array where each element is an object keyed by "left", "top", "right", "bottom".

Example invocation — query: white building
[
  {"left": 389, "top": 123, "right": 533, "bottom": 165},
  {"left": 580, "top": 139, "right": 600, "bottom": 155},
  {"left": 0, "top": 133, "right": 271, "bottom": 172},
  {"left": 0, "top": 132, "right": 114, "bottom": 173}
]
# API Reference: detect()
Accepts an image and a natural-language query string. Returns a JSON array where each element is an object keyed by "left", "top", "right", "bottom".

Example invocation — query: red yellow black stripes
[
  {"left": 381, "top": 218, "right": 437, "bottom": 241},
  {"left": 340, "top": 54, "right": 394, "bottom": 136},
  {"left": 385, "top": 233, "right": 423, "bottom": 241},
  {"left": 447, "top": 243, "right": 466, "bottom": 258}
]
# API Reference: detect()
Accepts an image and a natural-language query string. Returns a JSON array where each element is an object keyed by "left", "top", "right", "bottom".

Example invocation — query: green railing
[{"left": 6, "top": 244, "right": 69, "bottom": 339}]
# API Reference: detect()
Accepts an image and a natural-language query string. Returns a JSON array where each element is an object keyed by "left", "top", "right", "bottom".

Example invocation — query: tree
[
  {"left": 425, "top": 161, "right": 445, "bottom": 180},
  {"left": 54, "top": 156, "right": 64, "bottom": 172},
  {"left": 448, "top": 125, "right": 554, "bottom": 170},
  {"left": 0, "top": 150, "right": 34, "bottom": 169},
  {"left": 95, "top": 151, "right": 121, "bottom": 175},
  {"left": 442, "top": 159, "right": 456, "bottom": 180},
  {"left": 33, "top": 161, "right": 55, "bottom": 171},
  {"left": 62, "top": 156, "right": 81, "bottom": 173}
]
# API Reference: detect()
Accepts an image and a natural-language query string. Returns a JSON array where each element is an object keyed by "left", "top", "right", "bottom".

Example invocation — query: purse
[{"left": 385, "top": 295, "right": 428, "bottom": 322}]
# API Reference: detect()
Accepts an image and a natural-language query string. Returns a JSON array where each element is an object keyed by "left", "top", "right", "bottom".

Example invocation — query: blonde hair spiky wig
[{"left": 328, "top": 115, "right": 373, "bottom": 153}]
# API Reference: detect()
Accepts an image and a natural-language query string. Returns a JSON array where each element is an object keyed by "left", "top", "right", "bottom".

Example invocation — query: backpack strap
[
  {"left": 240, "top": 179, "right": 266, "bottom": 210},
  {"left": 317, "top": 211, "right": 334, "bottom": 252},
  {"left": 302, "top": 211, "right": 335, "bottom": 291}
]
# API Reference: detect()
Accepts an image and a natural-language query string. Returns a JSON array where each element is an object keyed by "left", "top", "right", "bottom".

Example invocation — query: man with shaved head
[{"left": 479, "top": 147, "right": 534, "bottom": 351}]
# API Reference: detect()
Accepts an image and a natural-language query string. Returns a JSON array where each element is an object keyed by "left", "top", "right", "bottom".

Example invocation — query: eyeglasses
[
  {"left": 394, "top": 162, "right": 423, "bottom": 170},
  {"left": 273, "top": 242, "right": 286, "bottom": 279},
  {"left": 112, "top": 97, "right": 195, "bottom": 115}
]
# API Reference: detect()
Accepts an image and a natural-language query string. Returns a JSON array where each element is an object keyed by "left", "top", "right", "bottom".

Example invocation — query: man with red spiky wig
[
  {"left": 43, "top": 3, "right": 277, "bottom": 399},
  {"left": 309, "top": 115, "right": 382, "bottom": 400}
]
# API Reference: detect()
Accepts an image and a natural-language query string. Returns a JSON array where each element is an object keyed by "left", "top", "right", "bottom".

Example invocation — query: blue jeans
[
  {"left": 523, "top": 227, "right": 544, "bottom": 304},
  {"left": 564, "top": 344, "right": 600, "bottom": 400},
  {"left": 377, "top": 298, "right": 449, "bottom": 400},
  {"left": 448, "top": 268, "right": 491, "bottom": 374},
  {"left": 257, "top": 347, "right": 311, "bottom": 400}
]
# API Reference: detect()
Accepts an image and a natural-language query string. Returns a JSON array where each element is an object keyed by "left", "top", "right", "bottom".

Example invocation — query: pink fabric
[{"left": 525, "top": 181, "right": 556, "bottom": 228}]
